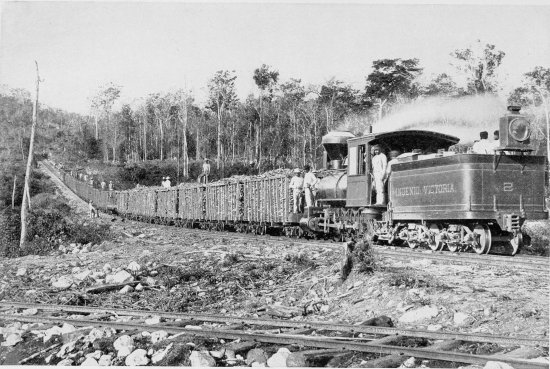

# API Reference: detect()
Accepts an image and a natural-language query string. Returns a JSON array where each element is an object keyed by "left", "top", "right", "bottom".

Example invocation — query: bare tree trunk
[
  {"left": 20, "top": 61, "right": 40, "bottom": 249},
  {"left": 143, "top": 116, "right": 147, "bottom": 161},
  {"left": 182, "top": 97, "right": 188, "bottom": 177},
  {"left": 18, "top": 131, "right": 24, "bottom": 158},
  {"left": 217, "top": 101, "right": 223, "bottom": 170},
  {"left": 159, "top": 118, "right": 164, "bottom": 160},
  {"left": 12, "top": 175, "right": 16, "bottom": 209},
  {"left": 112, "top": 123, "right": 117, "bottom": 163},
  {"left": 196, "top": 119, "right": 200, "bottom": 161}
]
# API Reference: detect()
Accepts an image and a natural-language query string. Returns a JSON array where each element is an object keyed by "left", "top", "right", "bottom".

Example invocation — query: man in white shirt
[
  {"left": 289, "top": 168, "right": 304, "bottom": 213},
  {"left": 472, "top": 131, "right": 494, "bottom": 154},
  {"left": 164, "top": 177, "right": 171, "bottom": 188},
  {"left": 303, "top": 164, "right": 319, "bottom": 208},
  {"left": 371, "top": 145, "right": 387, "bottom": 205}
]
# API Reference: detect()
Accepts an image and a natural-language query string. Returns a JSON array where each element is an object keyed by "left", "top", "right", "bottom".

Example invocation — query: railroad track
[{"left": 0, "top": 302, "right": 547, "bottom": 368}]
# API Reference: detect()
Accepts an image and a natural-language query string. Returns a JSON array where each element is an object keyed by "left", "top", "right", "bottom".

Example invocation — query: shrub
[
  {"left": 352, "top": 240, "right": 377, "bottom": 273},
  {"left": 67, "top": 220, "right": 111, "bottom": 245},
  {"left": 0, "top": 208, "right": 21, "bottom": 257}
]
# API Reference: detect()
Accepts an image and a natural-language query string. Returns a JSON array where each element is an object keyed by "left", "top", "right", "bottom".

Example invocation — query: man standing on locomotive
[
  {"left": 289, "top": 168, "right": 304, "bottom": 213},
  {"left": 303, "top": 164, "right": 319, "bottom": 208},
  {"left": 472, "top": 131, "right": 494, "bottom": 154},
  {"left": 371, "top": 145, "right": 387, "bottom": 205}
]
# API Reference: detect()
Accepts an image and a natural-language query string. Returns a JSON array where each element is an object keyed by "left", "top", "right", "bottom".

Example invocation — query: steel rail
[
  {"left": 0, "top": 313, "right": 545, "bottom": 369},
  {"left": 1, "top": 302, "right": 547, "bottom": 347}
]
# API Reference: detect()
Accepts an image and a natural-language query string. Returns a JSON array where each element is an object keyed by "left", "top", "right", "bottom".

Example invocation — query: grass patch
[
  {"left": 522, "top": 220, "right": 550, "bottom": 256},
  {"left": 384, "top": 267, "right": 447, "bottom": 289}
]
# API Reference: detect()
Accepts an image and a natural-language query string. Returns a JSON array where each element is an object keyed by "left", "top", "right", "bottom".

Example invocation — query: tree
[
  {"left": 365, "top": 58, "right": 422, "bottom": 121},
  {"left": 253, "top": 64, "right": 279, "bottom": 171},
  {"left": 318, "top": 78, "right": 363, "bottom": 130},
  {"left": 450, "top": 40, "right": 505, "bottom": 95},
  {"left": 90, "top": 83, "right": 121, "bottom": 161},
  {"left": 173, "top": 90, "right": 193, "bottom": 178},
  {"left": 422, "top": 73, "right": 459, "bottom": 97},
  {"left": 207, "top": 70, "right": 237, "bottom": 171},
  {"left": 509, "top": 67, "right": 550, "bottom": 168},
  {"left": 20, "top": 61, "right": 40, "bottom": 248}
]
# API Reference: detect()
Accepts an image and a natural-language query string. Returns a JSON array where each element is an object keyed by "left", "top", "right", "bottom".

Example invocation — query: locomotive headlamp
[
  {"left": 509, "top": 117, "right": 530, "bottom": 142},
  {"left": 498, "top": 107, "right": 534, "bottom": 152}
]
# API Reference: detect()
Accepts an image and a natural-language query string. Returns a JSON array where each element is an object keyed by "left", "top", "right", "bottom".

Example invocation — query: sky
[{"left": 1, "top": 1, "right": 549, "bottom": 115}]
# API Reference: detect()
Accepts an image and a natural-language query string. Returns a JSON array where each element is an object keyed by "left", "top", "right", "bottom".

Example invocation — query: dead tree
[{"left": 19, "top": 61, "right": 40, "bottom": 248}]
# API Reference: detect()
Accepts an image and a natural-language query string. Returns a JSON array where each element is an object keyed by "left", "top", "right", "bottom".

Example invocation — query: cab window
[{"left": 349, "top": 147, "right": 358, "bottom": 175}]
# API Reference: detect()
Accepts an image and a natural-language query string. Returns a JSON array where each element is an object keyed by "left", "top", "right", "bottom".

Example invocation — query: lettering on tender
[{"left": 394, "top": 183, "right": 456, "bottom": 197}]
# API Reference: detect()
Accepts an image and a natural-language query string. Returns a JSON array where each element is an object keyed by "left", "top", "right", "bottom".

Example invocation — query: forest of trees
[{"left": 2, "top": 40, "right": 549, "bottom": 187}]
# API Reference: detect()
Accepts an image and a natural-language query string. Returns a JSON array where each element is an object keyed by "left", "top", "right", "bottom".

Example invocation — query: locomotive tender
[{"left": 45, "top": 107, "right": 548, "bottom": 256}]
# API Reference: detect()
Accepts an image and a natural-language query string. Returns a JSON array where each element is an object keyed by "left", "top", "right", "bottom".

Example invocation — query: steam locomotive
[
  {"left": 46, "top": 106, "right": 548, "bottom": 256},
  {"left": 314, "top": 106, "right": 548, "bottom": 255}
]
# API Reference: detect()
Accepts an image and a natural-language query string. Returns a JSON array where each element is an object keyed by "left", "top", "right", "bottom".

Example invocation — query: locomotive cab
[{"left": 346, "top": 131, "right": 460, "bottom": 208}]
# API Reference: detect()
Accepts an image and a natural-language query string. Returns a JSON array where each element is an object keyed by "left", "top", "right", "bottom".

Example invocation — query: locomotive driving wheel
[
  {"left": 427, "top": 224, "right": 444, "bottom": 251},
  {"left": 472, "top": 224, "right": 492, "bottom": 254}
]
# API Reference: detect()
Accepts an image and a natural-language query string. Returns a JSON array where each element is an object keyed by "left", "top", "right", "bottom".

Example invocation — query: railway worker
[
  {"left": 108, "top": 181, "right": 113, "bottom": 191},
  {"left": 100, "top": 180, "right": 106, "bottom": 190},
  {"left": 371, "top": 145, "right": 387, "bottom": 205},
  {"left": 289, "top": 168, "right": 304, "bottom": 213},
  {"left": 164, "top": 177, "right": 172, "bottom": 188},
  {"left": 472, "top": 131, "right": 494, "bottom": 154},
  {"left": 303, "top": 164, "right": 319, "bottom": 208},
  {"left": 202, "top": 158, "right": 211, "bottom": 183},
  {"left": 88, "top": 200, "right": 99, "bottom": 218},
  {"left": 490, "top": 130, "right": 500, "bottom": 151}
]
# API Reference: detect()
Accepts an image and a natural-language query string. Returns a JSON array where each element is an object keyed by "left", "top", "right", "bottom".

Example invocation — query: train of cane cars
[{"left": 45, "top": 107, "right": 548, "bottom": 256}]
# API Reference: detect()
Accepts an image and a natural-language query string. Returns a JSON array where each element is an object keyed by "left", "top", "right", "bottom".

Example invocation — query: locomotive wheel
[
  {"left": 472, "top": 224, "right": 492, "bottom": 255},
  {"left": 427, "top": 224, "right": 444, "bottom": 251},
  {"left": 510, "top": 232, "right": 523, "bottom": 256}
]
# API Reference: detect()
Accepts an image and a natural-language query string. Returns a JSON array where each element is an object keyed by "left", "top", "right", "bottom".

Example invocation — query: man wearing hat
[
  {"left": 371, "top": 144, "right": 387, "bottom": 205},
  {"left": 289, "top": 168, "right": 304, "bottom": 213},
  {"left": 303, "top": 164, "right": 319, "bottom": 208},
  {"left": 163, "top": 177, "right": 171, "bottom": 188}
]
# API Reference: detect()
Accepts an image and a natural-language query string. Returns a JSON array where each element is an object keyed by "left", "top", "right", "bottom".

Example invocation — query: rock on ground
[
  {"left": 398, "top": 306, "right": 439, "bottom": 323},
  {"left": 125, "top": 349, "right": 150, "bottom": 366},
  {"left": 189, "top": 350, "right": 216, "bottom": 367},
  {"left": 267, "top": 348, "right": 292, "bottom": 367},
  {"left": 113, "top": 335, "right": 134, "bottom": 357}
]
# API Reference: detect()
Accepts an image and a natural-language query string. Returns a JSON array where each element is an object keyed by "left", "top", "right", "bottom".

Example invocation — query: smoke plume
[{"left": 370, "top": 95, "right": 506, "bottom": 144}]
